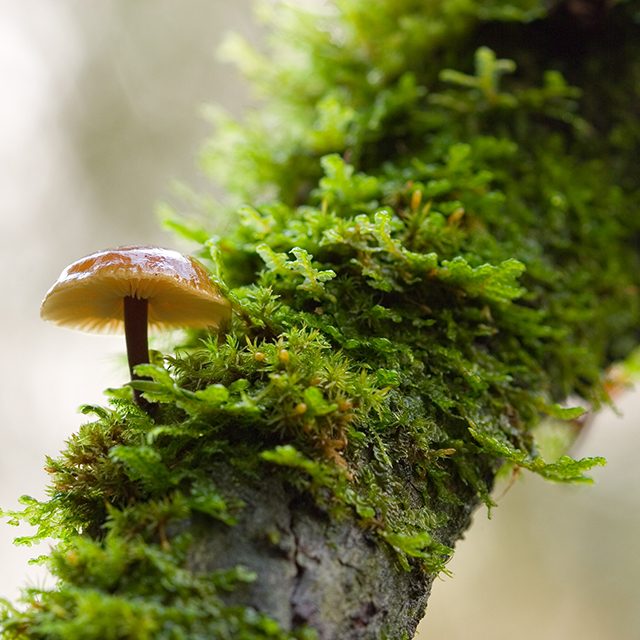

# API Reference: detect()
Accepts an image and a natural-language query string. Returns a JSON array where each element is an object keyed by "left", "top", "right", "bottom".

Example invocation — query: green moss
[
  {"left": 3, "top": 1, "right": 640, "bottom": 637},
  {"left": 1, "top": 530, "right": 316, "bottom": 639}
]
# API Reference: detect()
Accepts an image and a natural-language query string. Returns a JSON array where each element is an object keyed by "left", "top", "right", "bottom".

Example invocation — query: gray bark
[{"left": 186, "top": 462, "right": 490, "bottom": 640}]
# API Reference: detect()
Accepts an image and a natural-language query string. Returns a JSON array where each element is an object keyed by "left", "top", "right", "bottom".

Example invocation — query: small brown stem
[{"left": 123, "top": 296, "right": 151, "bottom": 410}]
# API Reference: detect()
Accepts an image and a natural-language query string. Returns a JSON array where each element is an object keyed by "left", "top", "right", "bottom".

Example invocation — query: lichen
[{"left": 3, "top": 1, "right": 640, "bottom": 638}]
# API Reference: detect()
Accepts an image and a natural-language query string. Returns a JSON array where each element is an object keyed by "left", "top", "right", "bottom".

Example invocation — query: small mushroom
[{"left": 41, "top": 245, "right": 231, "bottom": 409}]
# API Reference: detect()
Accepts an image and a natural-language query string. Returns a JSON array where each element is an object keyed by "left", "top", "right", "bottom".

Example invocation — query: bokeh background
[{"left": 1, "top": 2, "right": 638, "bottom": 638}]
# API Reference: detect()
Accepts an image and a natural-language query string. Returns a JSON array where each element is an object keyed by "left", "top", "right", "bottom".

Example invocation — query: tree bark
[{"left": 185, "top": 460, "right": 491, "bottom": 639}]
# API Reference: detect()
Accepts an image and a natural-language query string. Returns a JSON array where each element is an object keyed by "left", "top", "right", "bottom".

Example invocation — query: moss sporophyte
[{"left": 3, "top": 0, "right": 640, "bottom": 638}]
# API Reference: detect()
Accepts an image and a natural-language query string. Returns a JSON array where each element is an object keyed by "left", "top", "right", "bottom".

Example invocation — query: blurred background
[{"left": 1, "top": 1, "right": 638, "bottom": 638}]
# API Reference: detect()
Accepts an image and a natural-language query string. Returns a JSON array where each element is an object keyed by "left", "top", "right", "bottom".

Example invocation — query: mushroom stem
[{"left": 123, "top": 295, "right": 150, "bottom": 408}]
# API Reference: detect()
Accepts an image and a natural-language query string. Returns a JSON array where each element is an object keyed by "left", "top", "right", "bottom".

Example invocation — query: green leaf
[
  {"left": 469, "top": 428, "right": 605, "bottom": 483},
  {"left": 188, "top": 480, "right": 238, "bottom": 525},
  {"left": 195, "top": 384, "right": 230, "bottom": 405},
  {"left": 110, "top": 446, "right": 174, "bottom": 494},
  {"left": 303, "top": 387, "right": 338, "bottom": 416},
  {"left": 380, "top": 530, "right": 452, "bottom": 573},
  {"left": 543, "top": 403, "right": 586, "bottom": 421},
  {"left": 438, "top": 257, "right": 526, "bottom": 303},
  {"left": 318, "top": 154, "right": 380, "bottom": 206}
]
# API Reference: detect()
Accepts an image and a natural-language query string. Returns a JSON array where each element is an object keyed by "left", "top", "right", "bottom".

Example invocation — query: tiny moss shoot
[{"left": 4, "top": 1, "right": 640, "bottom": 638}]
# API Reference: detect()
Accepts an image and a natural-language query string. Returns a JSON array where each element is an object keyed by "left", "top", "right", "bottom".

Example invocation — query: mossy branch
[{"left": 3, "top": 1, "right": 640, "bottom": 638}]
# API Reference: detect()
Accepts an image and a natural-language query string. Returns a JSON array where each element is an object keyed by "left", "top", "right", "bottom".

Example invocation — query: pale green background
[{"left": 1, "top": 2, "right": 638, "bottom": 638}]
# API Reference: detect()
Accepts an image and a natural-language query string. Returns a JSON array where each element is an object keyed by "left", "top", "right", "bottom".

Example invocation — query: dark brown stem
[{"left": 123, "top": 296, "right": 151, "bottom": 410}]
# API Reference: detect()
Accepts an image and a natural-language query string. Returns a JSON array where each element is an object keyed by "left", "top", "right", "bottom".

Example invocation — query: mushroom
[{"left": 40, "top": 245, "right": 231, "bottom": 409}]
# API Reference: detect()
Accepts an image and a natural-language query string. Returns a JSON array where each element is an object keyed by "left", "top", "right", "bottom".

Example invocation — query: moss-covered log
[{"left": 2, "top": 1, "right": 640, "bottom": 638}]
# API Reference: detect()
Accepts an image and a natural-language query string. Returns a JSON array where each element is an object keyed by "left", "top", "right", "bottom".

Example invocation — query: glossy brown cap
[{"left": 41, "top": 246, "right": 231, "bottom": 333}]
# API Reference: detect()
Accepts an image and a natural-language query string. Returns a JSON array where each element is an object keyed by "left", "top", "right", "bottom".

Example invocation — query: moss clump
[{"left": 3, "top": 1, "right": 640, "bottom": 638}]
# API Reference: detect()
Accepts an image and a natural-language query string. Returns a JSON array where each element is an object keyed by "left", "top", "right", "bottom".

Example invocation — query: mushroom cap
[{"left": 41, "top": 246, "right": 231, "bottom": 333}]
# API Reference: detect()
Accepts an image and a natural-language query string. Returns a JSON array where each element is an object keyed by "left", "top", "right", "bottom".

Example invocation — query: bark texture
[{"left": 186, "top": 462, "right": 490, "bottom": 639}]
